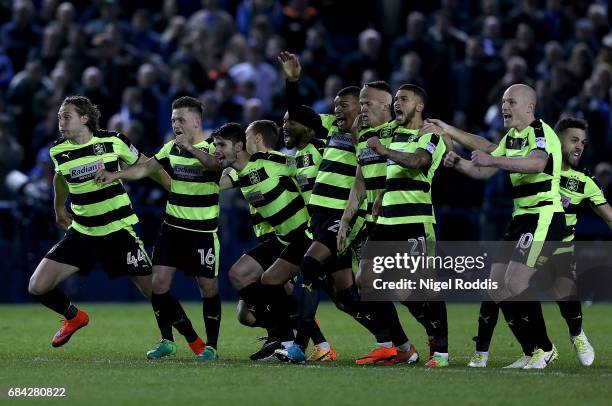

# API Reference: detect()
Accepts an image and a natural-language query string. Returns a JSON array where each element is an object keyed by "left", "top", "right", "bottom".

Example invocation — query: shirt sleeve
[
  {"left": 227, "top": 168, "right": 239, "bottom": 187},
  {"left": 416, "top": 133, "right": 441, "bottom": 156},
  {"left": 490, "top": 135, "right": 507, "bottom": 157},
  {"left": 584, "top": 175, "right": 608, "bottom": 206},
  {"left": 527, "top": 126, "right": 552, "bottom": 155},
  {"left": 114, "top": 133, "right": 140, "bottom": 165},
  {"left": 154, "top": 141, "right": 173, "bottom": 162},
  {"left": 49, "top": 149, "right": 61, "bottom": 174}
]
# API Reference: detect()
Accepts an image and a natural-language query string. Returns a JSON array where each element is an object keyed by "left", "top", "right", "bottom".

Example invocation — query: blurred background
[{"left": 0, "top": 0, "right": 610, "bottom": 303}]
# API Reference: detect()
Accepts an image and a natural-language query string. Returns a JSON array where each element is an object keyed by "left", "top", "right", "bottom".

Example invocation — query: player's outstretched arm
[
  {"left": 95, "top": 156, "right": 162, "bottom": 185},
  {"left": 425, "top": 118, "right": 497, "bottom": 153},
  {"left": 475, "top": 149, "right": 548, "bottom": 174},
  {"left": 136, "top": 154, "right": 171, "bottom": 191},
  {"left": 592, "top": 203, "right": 612, "bottom": 230},
  {"left": 369, "top": 135, "right": 432, "bottom": 169},
  {"left": 444, "top": 150, "right": 498, "bottom": 180},
  {"left": 53, "top": 173, "right": 72, "bottom": 230},
  {"left": 338, "top": 164, "right": 366, "bottom": 252}
]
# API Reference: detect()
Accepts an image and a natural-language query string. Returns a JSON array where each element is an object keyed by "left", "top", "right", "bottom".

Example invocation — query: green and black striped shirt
[
  {"left": 50, "top": 130, "right": 141, "bottom": 236},
  {"left": 309, "top": 114, "right": 359, "bottom": 212},
  {"left": 154, "top": 138, "right": 220, "bottom": 232},
  {"left": 228, "top": 169, "right": 277, "bottom": 242},
  {"left": 235, "top": 151, "right": 309, "bottom": 244},
  {"left": 491, "top": 119, "right": 563, "bottom": 216},
  {"left": 357, "top": 120, "right": 397, "bottom": 223},
  {"left": 295, "top": 138, "right": 325, "bottom": 205},
  {"left": 560, "top": 167, "right": 607, "bottom": 241},
  {"left": 378, "top": 128, "right": 446, "bottom": 226}
]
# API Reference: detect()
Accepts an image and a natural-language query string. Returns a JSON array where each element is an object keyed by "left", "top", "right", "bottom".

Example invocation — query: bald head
[
  {"left": 507, "top": 84, "right": 536, "bottom": 105},
  {"left": 501, "top": 84, "right": 537, "bottom": 130}
]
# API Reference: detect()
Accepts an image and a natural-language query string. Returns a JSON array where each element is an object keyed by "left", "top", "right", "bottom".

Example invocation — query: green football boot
[
  {"left": 195, "top": 346, "right": 218, "bottom": 361},
  {"left": 146, "top": 339, "right": 177, "bottom": 359}
]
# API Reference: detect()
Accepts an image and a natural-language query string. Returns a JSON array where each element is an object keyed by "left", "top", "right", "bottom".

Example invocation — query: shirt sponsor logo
[
  {"left": 286, "top": 156, "right": 297, "bottom": 168},
  {"left": 130, "top": 144, "right": 139, "bottom": 157},
  {"left": 296, "top": 173, "right": 309, "bottom": 187},
  {"left": 426, "top": 141, "right": 436, "bottom": 155},
  {"left": 245, "top": 191, "right": 265, "bottom": 204},
  {"left": 173, "top": 164, "right": 204, "bottom": 179},
  {"left": 70, "top": 160, "right": 105, "bottom": 180},
  {"left": 358, "top": 147, "right": 385, "bottom": 165},
  {"left": 328, "top": 133, "right": 354, "bottom": 149}
]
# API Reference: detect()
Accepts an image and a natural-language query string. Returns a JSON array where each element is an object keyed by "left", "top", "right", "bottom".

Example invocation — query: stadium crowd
[{"left": 0, "top": 0, "right": 611, "bottom": 277}]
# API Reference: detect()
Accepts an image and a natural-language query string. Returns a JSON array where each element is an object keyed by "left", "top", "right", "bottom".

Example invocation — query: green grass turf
[{"left": 1, "top": 302, "right": 611, "bottom": 405}]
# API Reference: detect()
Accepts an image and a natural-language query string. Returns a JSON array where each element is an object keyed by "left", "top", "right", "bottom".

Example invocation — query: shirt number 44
[{"left": 127, "top": 250, "right": 147, "bottom": 267}]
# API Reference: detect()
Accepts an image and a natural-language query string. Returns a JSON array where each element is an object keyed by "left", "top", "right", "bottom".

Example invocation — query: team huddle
[{"left": 28, "top": 52, "right": 612, "bottom": 369}]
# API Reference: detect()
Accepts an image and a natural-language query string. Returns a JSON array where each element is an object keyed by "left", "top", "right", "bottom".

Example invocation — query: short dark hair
[
  {"left": 554, "top": 117, "right": 588, "bottom": 135},
  {"left": 212, "top": 122, "right": 245, "bottom": 146},
  {"left": 398, "top": 84, "right": 428, "bottom": 106},
  {"left": 337, "top": 86, "right": 360, "bottom": 98},
  {"left": 364, "top": 81, "right": 392, "bottom": 95},
  {"left": 249, "top": 120, "right": 279, "bottom": 148},
  {"left": 172, "top": 96, "right": 204, "bottom": 118},
  {"left": 61, "top": 95, "right": 101, "bottom": 132}
]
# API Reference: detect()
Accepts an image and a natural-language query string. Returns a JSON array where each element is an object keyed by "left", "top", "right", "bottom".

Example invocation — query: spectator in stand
[
  {"left": 187, "top": 0, "right": 235, "bottom": 57},
  {"left": 340, "top": 28, "right": 387, "bottom": 86},
  {"left": 312, "top": 75, "right": 342, "bottom": 114},
  {"left": 1, "top": 0, "right": 41, "bottom": 72},
  {"left": 0, "top": 114, "right": 24, "bottom": 196},
  {"left": 229, "top": 39, "right": 279, "bottom": 112}
]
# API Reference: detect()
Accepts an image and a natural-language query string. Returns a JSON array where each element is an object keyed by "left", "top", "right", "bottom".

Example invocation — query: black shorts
[
  {"left": 246, "top": 238, "right": 286, "bottom": 271},
  {"left": 368, "top": 222, "right": 437, "bottom": 255},
  {"left": 45, "top": 227, "right": 152, "bottom": 279},
  {"left": 494, "top": 212, "right": 566, "bottom": 268},
  {"left": 152, "top": 222, "right": 219, "bottom": 278},
  {"left": 278, "top": 231, "right": 312, "bottom": 266},
  {"left": 310, "top": 208, "right": 353, "bottom": 271}
]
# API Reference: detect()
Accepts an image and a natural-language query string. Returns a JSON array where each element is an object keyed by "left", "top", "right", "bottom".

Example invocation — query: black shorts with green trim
[
  {"left": 494, "top": 211, "right": 566, "bottom": 268},
  {"left": 278, "top": 231, "right": 312, "bottom": 266},
  {"left": 246, "top": 237, "right": 286, "bottom": 271},
  {"left": 45, "top": 227, "right": 152, "bottom": 279},
  {"left": 309, "top": 207, "right": 355, "bottom": 271},
  {"left": 152, "top": 222, "right": 219, "bottom": 278}
]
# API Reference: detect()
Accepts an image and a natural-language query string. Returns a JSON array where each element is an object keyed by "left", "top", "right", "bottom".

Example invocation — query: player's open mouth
[
  {"left": 174, "top": 130, "right": 182, "bottom": 136},
  {"left": 502, "top": 113, "right": 512, "bottom": 120}
]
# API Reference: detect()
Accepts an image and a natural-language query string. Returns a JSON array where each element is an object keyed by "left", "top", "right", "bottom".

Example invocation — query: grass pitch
[{"left": 1, "top": 302, "right": 611, "bottom": 405}]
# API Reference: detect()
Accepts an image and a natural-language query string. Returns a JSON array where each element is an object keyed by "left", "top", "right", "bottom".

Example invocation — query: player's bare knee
[
  {"left": 28, "top": 275, "right": 48, "bottom": 296},
  {"left": 236, "top": 301, "right": 255, "bottom": 326},
  {"left": 152, "top": 274, "right": 171, "bottom": 294},
  {"left": 198, "top": 277, "right": 218, "bottom": 298}
]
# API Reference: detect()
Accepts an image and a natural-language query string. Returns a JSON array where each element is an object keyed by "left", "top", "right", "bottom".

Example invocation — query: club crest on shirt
[
  {"left": 93, "top": 143, "right": 106, "bottom": 155},
  {"left": 380, "top": 127, "right": 393, "bottom": 139},
  {"left": 248, "top": 168, "right": 261, "bottom": 184},
  {"left": 566, "top": 178, "right": 579, "bottom": 192}
]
